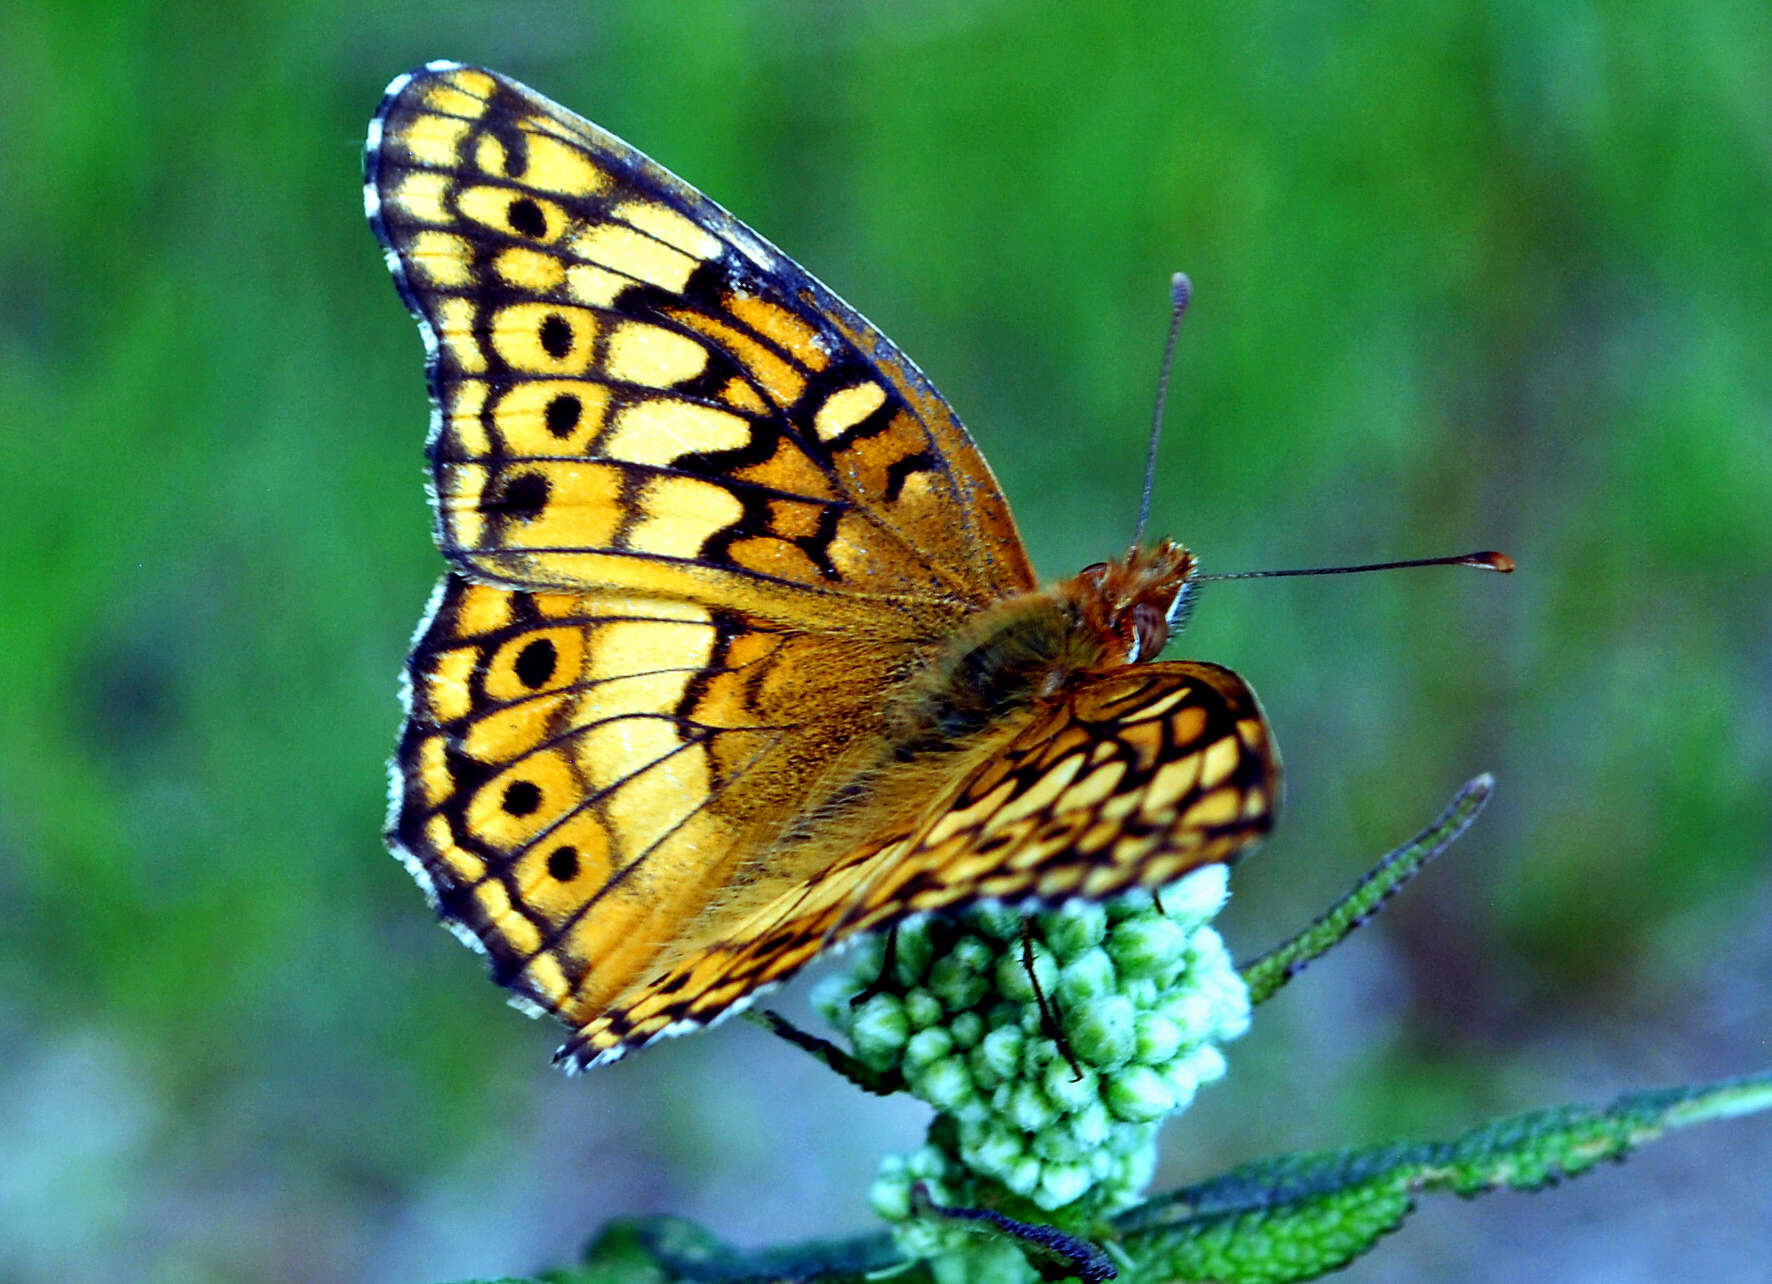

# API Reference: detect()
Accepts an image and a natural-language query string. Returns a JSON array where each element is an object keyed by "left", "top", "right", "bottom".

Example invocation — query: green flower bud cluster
[{"left": 813, "top": 866, "right": 1250, "bottom": 1274}]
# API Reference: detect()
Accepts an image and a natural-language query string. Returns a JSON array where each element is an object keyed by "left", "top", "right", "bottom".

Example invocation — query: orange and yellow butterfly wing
[
  {"left": 558, "top": 661, "right": 1276, "bottom": 1069},
  {"left": 366, "top": 61, "right": 1033, "bottom": 635},
  {"left": 369, "top": 59, "right": 1037, "bottom": 1048},
  {"left": 389, "top": 573, "right": 918, "bottom": 1031}
]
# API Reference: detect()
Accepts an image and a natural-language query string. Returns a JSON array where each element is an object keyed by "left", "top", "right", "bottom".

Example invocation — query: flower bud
[
  {"left": 919, "top": 1056, "right": 979, "bottom": 1116},
  {"left": 1106, "top": 1064, "right": 1175, "bottom": 1122},
  {"left": 1164, "top": 864, "right": 1230, "bottom": 923},
  {"left": 903, "top": 989, "right": 944, "bottom": 1031},
  {"left": 966, "top": 1129, "right": 1024, "bottom": 1178},
  {"left": 993, "top": 944, "right": 1055, "bottom": 1003},
  {"left": 849, "top": 993, "right": 909, "bottom": 1070},
  {"left": 868, "top": 1153, "right": 912, "bottom": 1220},
  {"left": 947, "top": 1010, "right": 985, "bottom": 1050},
  {"left": 1035, "top": 1161, "right": 1094, "bottom": 1210},
  {"left": 834, "top": 889, "right": 1250, "bottom": 1251},
  {"left": 1064, "top": 993, "right": 1137, "bottom": 1068},
  {"left": 810, "top": 972, "right": 863, "bottom": 1024},
  {"left": 1009, "top": 1079, "right": 1060, "bottom": 1132},
  {"left": 1003, "top": 1155, "right": 1043, "bottom": 1197},
  {"left": 1040, "top": 902, "right": 1107, "bottom": 959},
  {"left": 1189, "top": 1043, "right": 1229, "bottom": 1085},
  {"left": 929, "top": 951, "right": 991, "bottom": 1010},
  {"left": 904, "top": 1026, "right": 954, "bottom": 1069},
  {"left": 895, "top": 924, "right": 936, "bottom": 983},
  {"left": 1133, "top": 1011, "right": 1184, "bottom": 1065},
  {"left": 1055, "top": 947, "right": 1117, "bottom": 1006},
  {"left": 1040, "top": 1057, "right": 1098, "bottom": 1113},
  {"left": 967, "top": 902, "right": 1024, "bottom": 941},
  {"left": 1106, "top": 911, "right": 1188, "bottom": 980},
  {"left": 973, "top": 1025, "right": 1024, "bottom": 1084}
]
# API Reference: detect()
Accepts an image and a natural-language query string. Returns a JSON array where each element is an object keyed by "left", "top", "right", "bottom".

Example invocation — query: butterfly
[{"left": 366, "top": 62, "right": 1277, "bottom": 1071}]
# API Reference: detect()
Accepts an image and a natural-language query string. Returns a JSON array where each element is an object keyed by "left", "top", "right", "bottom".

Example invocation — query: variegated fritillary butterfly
[{"left": 367, "top": 62, "right": 1277, "bottom": 1071}]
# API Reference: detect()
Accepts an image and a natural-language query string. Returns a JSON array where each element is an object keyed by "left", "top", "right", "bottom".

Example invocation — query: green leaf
[
  {"left": 436, "top": 1070, "right": 1770, "bottom": 1283},
  {"left": 1112, "top": 1069, "right": 1772, "bottom": 1283}
]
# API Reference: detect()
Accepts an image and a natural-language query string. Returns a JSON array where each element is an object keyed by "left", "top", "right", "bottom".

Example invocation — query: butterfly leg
[
  {"left": 849, "top": 926, "right": 902, "bottom": 1008},
  {"left": 1021, "top": 921, "right": 1085, "bottom": 1082},
  {"left": 746, "top": 1010, "right": 905, "bottom": 1095}
]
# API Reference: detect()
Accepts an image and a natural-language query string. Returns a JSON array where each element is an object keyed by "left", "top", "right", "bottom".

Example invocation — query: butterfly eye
[{"left": 1132, "top": 601, "right": 1168, "bottom": 662}]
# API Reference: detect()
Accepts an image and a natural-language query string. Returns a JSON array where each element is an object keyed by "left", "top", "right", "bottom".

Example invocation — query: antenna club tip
[
  {"left": 1471, "top": 550, "right": 1515, "bottom": 573},
  {"left": 1170, "top": 272, "right": 1192, "bottom": 306}
]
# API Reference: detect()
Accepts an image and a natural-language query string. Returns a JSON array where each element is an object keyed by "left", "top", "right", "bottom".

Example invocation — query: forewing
[
  {"left": 365, "top": 62, "right": 1034, "bottom": 636},
  {"left": 557, "top": 660, "right": 1278, "bottom": 1069},
  {"left": 389, "top": 573, "right": 909, "bottom": 1028}
]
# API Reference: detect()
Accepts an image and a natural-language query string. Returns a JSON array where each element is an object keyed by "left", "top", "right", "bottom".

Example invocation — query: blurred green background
[{"left": 4, "top": 1, "right": 1768, "bottom": 1279}]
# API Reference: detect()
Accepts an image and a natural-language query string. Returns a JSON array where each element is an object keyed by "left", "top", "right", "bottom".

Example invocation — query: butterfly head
[{"left": 1067, "top": 540, "right": 1198, "bottom": 667}]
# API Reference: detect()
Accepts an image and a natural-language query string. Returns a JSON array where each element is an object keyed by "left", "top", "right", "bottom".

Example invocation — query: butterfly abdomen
[
  {"left": 886, "top": 542, "right": 1200, "bottom": 762},
  {"left": 732, "top": 594, "right": 1101, "bottom": 901},
  {"left": 886, "top": 594, "right": 1092, "bottom": 760}
]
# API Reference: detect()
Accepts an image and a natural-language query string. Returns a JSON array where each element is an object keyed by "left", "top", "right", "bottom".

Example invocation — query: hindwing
[{"left": 556, "top": 661, "right": 1276, "bottom": 1069}]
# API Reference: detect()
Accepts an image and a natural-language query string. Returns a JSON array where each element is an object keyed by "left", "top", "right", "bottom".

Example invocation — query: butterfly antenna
[
  {"left": 1197, "top": 550, "right": 1515, "bottom": 581},
  {"left": 1132, "top": 272, "right": 1193, "bottom": 548}
]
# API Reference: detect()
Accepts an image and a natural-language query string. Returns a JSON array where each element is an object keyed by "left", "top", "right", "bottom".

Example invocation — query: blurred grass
[{"left": 1, "top": 1, "right": 1767, "bottom": 1280}]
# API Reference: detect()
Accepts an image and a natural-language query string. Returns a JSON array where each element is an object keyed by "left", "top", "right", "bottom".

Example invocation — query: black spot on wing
[
  {"left": 670, "top": 415, "right": 779, "bottom": 478},
  {"left": 544, "top": 393, "right": 581, "bottom": 438},
  {"left": 798, "top": 503, "right": 843, "bottom": 580},
  {"left": 682, "top": 259, "right": 737, "bottom": 310},
  {"left": 486, "top": 471, "right": 549, "bottom": 520},
  {"left": 547, "top": 844, "right": 580, "bottom": 881},
  {"left": 502, "top": 779, "right": 542, "bottom": 816},
  {"left": 514, "top": 638, "right": 558, "bottom": 688},
  {"left": 507, "top": 196, "right": 546, "bottom": 237},
  {"left": 538, "top": 313, "right": 573, "bottom": 358}
]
